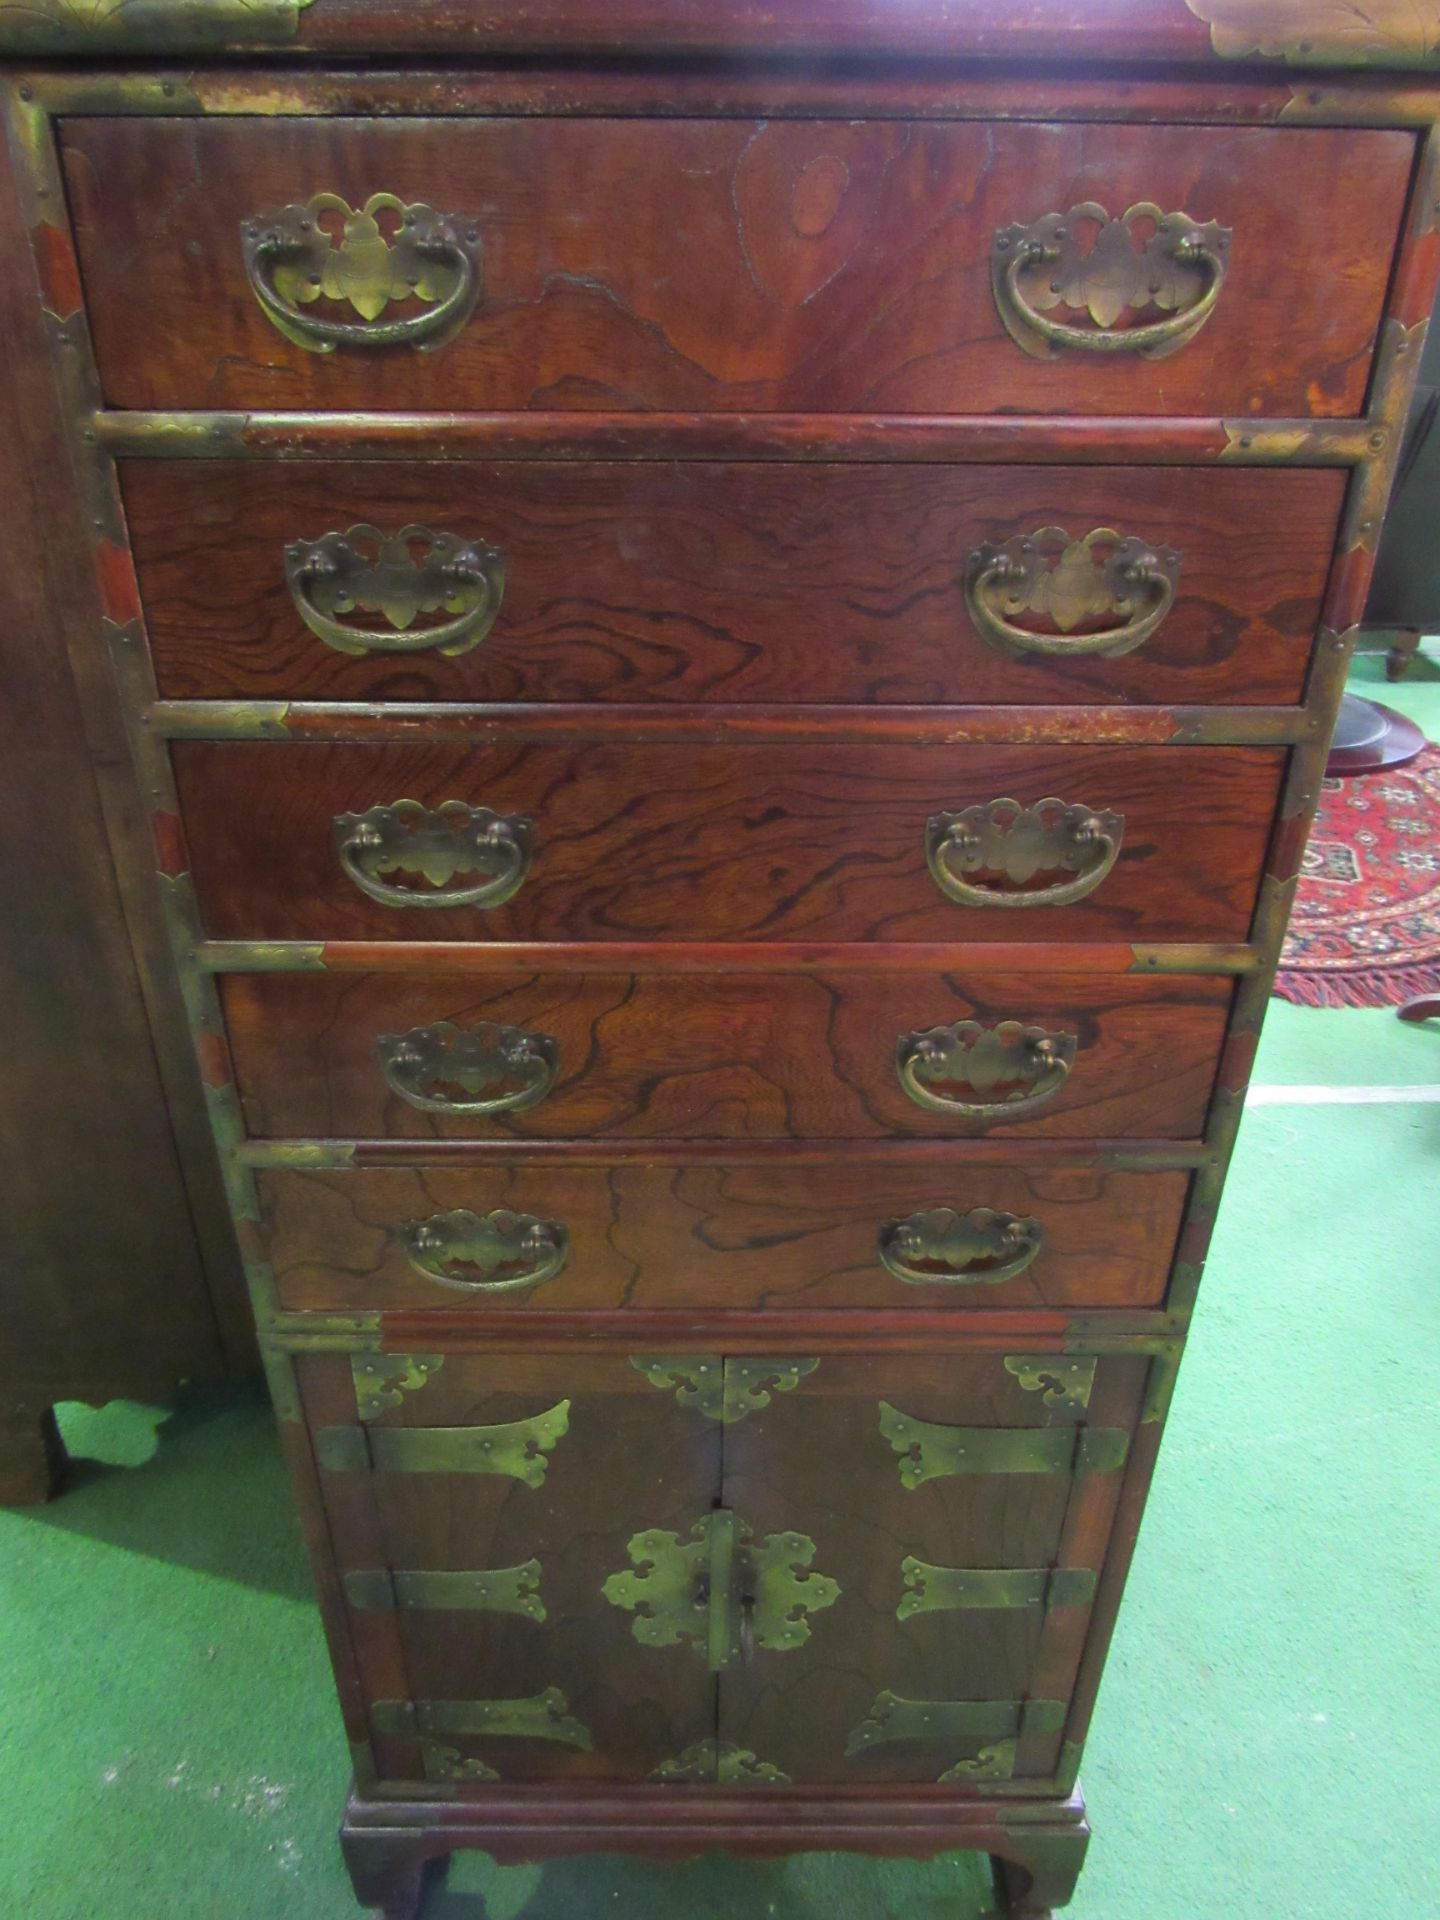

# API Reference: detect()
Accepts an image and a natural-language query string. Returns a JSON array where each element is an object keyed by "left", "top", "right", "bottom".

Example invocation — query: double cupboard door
[{"left": 302, "top": 1345, "right": 1146, "bottom": 1793}]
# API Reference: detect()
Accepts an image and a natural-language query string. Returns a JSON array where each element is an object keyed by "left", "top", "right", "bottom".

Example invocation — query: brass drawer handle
[
  {"left": 241, "top": 192, "right": 482, "bottom": 354},
  {"left": 285, "top": 524, "right": 504, "bottom": 658},
  {"left": 965, "top": 527, "right": 1180, "bottom": 660},
  {"left": 399, "top": 1207, "right": 569, "bottom": 1295},
  {"left": 896, "top": 1019, "right": 1076, "bottom": 1119},
  {"left": 878, "top": 1206, "right": 1045, "bottom": 1287},
  {"left": 335, "top": 800, "right": 532, "bottom": 910},
  {"left": 376, "top": 1019, "right": 559, "bottom": 1115},
  {"left": 993, "top": 202, "right": 1230, "bottom": 361},
  {"left": 926, "top": 798, "right": 1124, "bottom": 909}
]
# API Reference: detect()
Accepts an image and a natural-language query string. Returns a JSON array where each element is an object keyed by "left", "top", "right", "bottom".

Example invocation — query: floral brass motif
[
  {"left": 965, "top": 526, "right": 1181, "bottom": 660},
  {"left": 877, "top": 1207, "right": 1045, "bottom": 1289},
  {"left": 602, "top": 1511, "right": 839, "bottom": 1668},
  {"left": 241, "top": 192, "right": 483, "bottom": 353},
  {"left": 992, "top": 203, "right": 1230, "bottom": 360},
  {"left": 877, "top": 1403, "right": 1078, "bottom": 1489},
  {"left": 420, "top": 1743, "right": 499, "bottom": 1783},
  {"left": 897, "top": 1559, "right": 1098, "bottom": 1620},
  {"left": 317, "top": 1401, "right": 571, "bottom": 1486},
  {"left": 1186, "top": 0, "right": 1440, "bottom": 67},
  {"left": 926, "top": 798, "right": 1125, "bottom": 909},
  {"left": 1004, "top": 1355, "right": 1098, "bottom": 1411},
  {"left": 375, "top": 1019, "right": 559, "bottom": 1115},
  {"left": 629, "top": 1355, "right": 819, "bottom": 1422},
  {"left": 399, "top": 1208, "right": 569, "bottom": 1296},
  {"left": 350, "top": 1353, "right": 443, "bottom": 1422},
  {"left": 845, "top": 1692, "right": 1064, "bottom": 1759},
  {"left": 895, "top": 1019, "right": 1077, "bottom": 1119},
  {"left": 0, "top": 0, "right": 311, "bottom": 52},
  {"left": 285, "top": 523, "right": 505, "bottom": 658},
  {"left": 650, "top": 1741, "right": 791, "bottom": 1785},
  {"left": 344, "top": 1561, "right": 546, "bottom": 1621},
  {"left": 336, "top": 799, "right": 533, "bottom": 910},
  {"left": 375, "top": 1689, "right": 593, "bottom": 1774}
]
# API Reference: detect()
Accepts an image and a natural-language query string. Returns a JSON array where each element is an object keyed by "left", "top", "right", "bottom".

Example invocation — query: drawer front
[
  {"left": 260, "top": 1161, "right": 1188, "bottom": 1312},
  {"left": 126, "top": 461, "right": 1343, "bottom": 709},
  {"left": 175, "top": 741, "right": 1282, "bottom": 946},
  {"left": 222, "top": 969, "right": 1230, "bottom": 1141},
  {"left": 305, "top": 1347, "right": 1144, "bottom": 1787},
  {"left": 63, "top": 117, "right": 1409, "bottom": 417}
]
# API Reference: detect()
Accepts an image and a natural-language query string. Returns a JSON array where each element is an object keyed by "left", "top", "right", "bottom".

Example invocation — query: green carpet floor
[{"left": 3, "top": 653, "right": 1436, "bottom": 1919}]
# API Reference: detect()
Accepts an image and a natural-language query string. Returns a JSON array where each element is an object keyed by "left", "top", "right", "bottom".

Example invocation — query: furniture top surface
[{"left": 4, "top": 0, "right": 1440, "bottom": 70}]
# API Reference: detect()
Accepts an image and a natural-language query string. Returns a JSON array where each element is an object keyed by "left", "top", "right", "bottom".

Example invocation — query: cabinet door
[
  {"left": 302, "top": 1351, "right": 720, "bottom": 1785},
  {"left": 709, "top": 1352, "right": 1144, "bottom": 1786}
]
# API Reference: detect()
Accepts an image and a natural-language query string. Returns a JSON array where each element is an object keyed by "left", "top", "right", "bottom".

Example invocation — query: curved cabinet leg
[
  {"left": 991, "top": 1816, "right": 1090, "bottom": 1918},
  {"left": 340, "top": 1823, "right": 449, "bottom": 1919}
]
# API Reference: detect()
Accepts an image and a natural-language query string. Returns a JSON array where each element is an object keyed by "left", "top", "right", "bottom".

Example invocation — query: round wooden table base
[{"left": 1325, "top": 692, "right": 1428, "bottom": 777}]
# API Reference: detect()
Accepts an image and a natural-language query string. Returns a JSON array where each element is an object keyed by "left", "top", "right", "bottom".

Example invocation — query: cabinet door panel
[
  {"left": 303, "top": 1351, "right": 719, "bottom": 1785},
  {"left": 712, "top": 1352, "right": 1144, "bottom": 1786}
]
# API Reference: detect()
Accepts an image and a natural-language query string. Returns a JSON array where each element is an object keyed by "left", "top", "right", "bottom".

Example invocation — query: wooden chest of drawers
[{"left": 6, "top": 5, "right": 1438, "bottom": 1914}]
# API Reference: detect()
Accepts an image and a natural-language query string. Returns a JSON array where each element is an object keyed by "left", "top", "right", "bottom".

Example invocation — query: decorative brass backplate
[
  {"left": 602, "top": 1510, "right": 839, "bottom": 1669},
  {"left": 629, "top": 1355, "right": 819, "bottom": 1423},
  {"left": 1003, "top": 1355, "right": 1098, "bottom": 1411},
  {"left": 877, "top": 1206, "right": 1045, "bottom": 1288},
  {"left": 650, "top": 1741, "right": 791, "bottom": 1785},
  {"left": 399, "top": 1208, "right": 569, "bottom": 1295},
  {"left": 351, "top": 1353, "right": 443, "bottom": 1422},
  {"left": 344, "top": 1560, "right": 546, "bottom": 1620},
  {"left": 964, "top": 526, "right": 1181, "bottom": 659},
  {"left": 877, "top": 1404, "right": 1078, "bottom": 1488},
  {"left": 992, "top": 203, "right": 1231, "bottom": 360},
  {"left": 0, "top": 0, "right": 311, "bottom": 52},
  {"left": 938, "top": 1741, "right": 1019, "bottom": 1783},
  {"left": 285, "top": 524, "right": 504, "bottom": 657},
  {"left": 897, "top": 1559, "right": 1098, "bottom": 1620},
  {"left": 926, "top": 798, "right": 1125, "bottom": 909},
  {"left": 1186, "top": 0, "right": 1440, "bottom": 67},
  {"left": 375, "top": 1019, "right": 559, "bottom": 1115},
  {"left": 241, "top": 193, "right": 483, "bottom": 354},
  {"left": 336, "top": 799, "right": 533, "bottom": 910},
  {"left": 374, "top": 1689, "right": 592, "bottom": 1764},
  {"left": 317, "top": 1399, "right": 570, "bottom": 1486},
  {"left": 845, "top": 1692, "right": 1066, "bottom": 1759},
  {"left": 895, "top": 1020, "right": 1077, "bottom": 1118}
]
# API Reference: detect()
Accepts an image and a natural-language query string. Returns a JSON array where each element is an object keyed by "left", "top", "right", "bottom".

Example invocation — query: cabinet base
[{"left": 340, "top": 1783, "right": 1089, "bottom": 1918}]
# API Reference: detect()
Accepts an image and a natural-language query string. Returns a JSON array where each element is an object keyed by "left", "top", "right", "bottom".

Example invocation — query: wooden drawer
[
  {"left": 126, "top": 461, "right": 1343, "bottom": 709},
  {"left": 174, "top": 741, "right": 1282, "bottom": 946},
  {"left": 259, "top": 1160, "right": 1188, "bottom": 1312},
  {"left": 221, "top": 968, "right": 1231, "bottom": 1141},
  {"left": 62, "top": 117, "right": 1409, "bottom": 417},
  {"left": 304, "top": 1346, "right": 1145, "bottom": 1787}
]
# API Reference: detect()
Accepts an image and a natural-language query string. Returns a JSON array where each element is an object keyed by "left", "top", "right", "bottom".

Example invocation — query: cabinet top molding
[{"left": 1, "top": 0, "right": 1438, "bottom": 68}]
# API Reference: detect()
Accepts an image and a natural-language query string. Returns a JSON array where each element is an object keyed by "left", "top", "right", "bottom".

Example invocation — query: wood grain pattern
[
  {"left": 173, "top": 740, "right": 1284, "bottom": 945},
  {"left": 257, "top": 1161, "right": 1190, "bottom": 1312},
  {"left": 220, "top": 968, "right": 1232, "bottom": 1141},
  {"left": 125, "top": 461, "right": 1343, "bottom": 708},
  {"left": 717, "top": 1352, "right": 1146, "bottom": 1783},
  {"left": 306, "top": 1350, "right": 720, "bottom": 1784},
  {"left": 61, "top": 117, "right": 1411, "bottom": 418}
]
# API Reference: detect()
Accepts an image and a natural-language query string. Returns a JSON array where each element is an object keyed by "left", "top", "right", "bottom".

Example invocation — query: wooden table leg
[{"left": 0, "top": 1404, "right": 65, "bottom": 1505}]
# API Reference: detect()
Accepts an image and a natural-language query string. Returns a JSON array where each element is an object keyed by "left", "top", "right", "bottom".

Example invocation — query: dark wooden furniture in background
[
  {"left": 4, "top": 4, "right": 1439, "bottom": 1915},
  {"left": 1365, "top": 308, "right": 1440, "bottom": 682},
  {"left": 0, "top": 136, "right": 248, "bottom": 1504}
]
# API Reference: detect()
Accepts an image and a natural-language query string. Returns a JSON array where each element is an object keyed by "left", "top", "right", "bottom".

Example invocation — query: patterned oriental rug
[{"left": 1274, "top": 741, "right": 1440, "bottom": 1008}]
